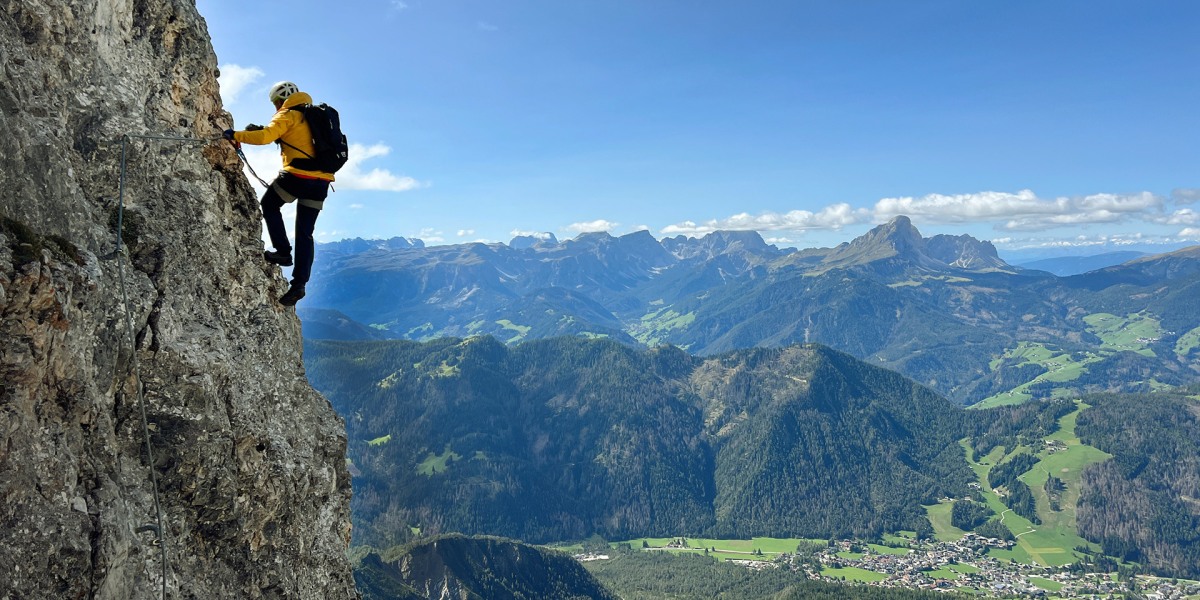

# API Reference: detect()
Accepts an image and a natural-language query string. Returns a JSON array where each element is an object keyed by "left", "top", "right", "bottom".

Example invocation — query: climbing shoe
[
  {"left": 279, "top": 284, "right": 306, "bottom": 307},
  {"left": 264, "top": 250, "right": 293, "bottom": 266}
]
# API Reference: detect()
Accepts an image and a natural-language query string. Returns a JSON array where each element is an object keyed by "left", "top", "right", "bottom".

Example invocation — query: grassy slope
[
  {"left": 974, "top": 311, "right": 1166, "bottom": 409},
  {"left": 932, "top": 402, "right": 1111, "bottom": 567},
  {"left": 975, "top": 343, "right": 1100, "bottom": 408}
]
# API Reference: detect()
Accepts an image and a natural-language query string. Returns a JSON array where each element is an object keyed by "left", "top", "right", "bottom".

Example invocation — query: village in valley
[{"left": 575, "top": 533, "right": 1200, "bottom": 599}]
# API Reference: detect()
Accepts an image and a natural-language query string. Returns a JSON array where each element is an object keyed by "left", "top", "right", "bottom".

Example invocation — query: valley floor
[{"left": 585, "top": 535, "right": 1200, "bottom": 599}]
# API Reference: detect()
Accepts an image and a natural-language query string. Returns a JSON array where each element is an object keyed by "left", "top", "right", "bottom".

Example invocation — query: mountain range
[{"left": 302, "top": 217, "right": 1200, "bottom": 405}]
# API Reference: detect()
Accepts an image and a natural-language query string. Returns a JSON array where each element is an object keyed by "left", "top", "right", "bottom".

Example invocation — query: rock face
[{"left": 0, "top": 1, "right": 356, "bottom": 598}]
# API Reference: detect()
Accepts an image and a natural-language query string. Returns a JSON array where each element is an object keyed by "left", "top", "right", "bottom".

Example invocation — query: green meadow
[
  {"left": 822, "top": 567, "right": 890, "bottom": 583},
  {"left": 1083, "top": 312, "right": 1162, "bottom": 357},
  {"left": 618, "top": 536, "right": 826, "bottom": 561},
  {"left": 975, "top": 342, "right": 1099, "bottom": 408},
  {"left": 416, "top": 444, "right": 461, "bottom": 475},
  {"left": 945, "top": 402, "right": 1111, "bottom": 566}
]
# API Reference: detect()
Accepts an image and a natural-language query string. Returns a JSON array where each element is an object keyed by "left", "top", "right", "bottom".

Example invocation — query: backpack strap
[{"left": 277, "top": 104, "right": 315, "bottom": 159}]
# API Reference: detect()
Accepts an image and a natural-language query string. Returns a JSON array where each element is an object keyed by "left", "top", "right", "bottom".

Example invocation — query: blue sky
[{"left": 198, "top": 0, "right": 1200, "bottom": 256}]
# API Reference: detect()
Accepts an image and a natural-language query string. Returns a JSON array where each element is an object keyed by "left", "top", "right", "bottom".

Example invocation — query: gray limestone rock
[{"left": 0, "top": 1, "right": 357, "bottom": 598}]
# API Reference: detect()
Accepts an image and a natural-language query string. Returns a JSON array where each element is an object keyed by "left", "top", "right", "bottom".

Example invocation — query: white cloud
[
  {"left": 349, "top": 203, "right": 364, "bottom": 210},
  {"left": 391, "top": 1, "right": 408, "bottom": 11},
  {"left": 657, "top": 187, "right": 1188, "bottom": 245},
  {"left": 566, "top": 219, "right": 618, "bottom": 233},
  {"left": 1180, "top": 228, "right": 1200, "bottom": 240},
  {"left": 1173, "top": 189, "right": 1200, "bottom": 204},
  {"left": 478, "top": 21, "right": 499, "bottom": 31},
  {"left": 457, "top": 229, "right": 475, "bottom": 237},
  {"left": 418, "top": 227, "right": 444, "bottom": 243},
  {"left": 235, "top": 140, "right": 420, "bottom": 194},
  {"left": 661, "top": 203, "right": 868, "bottom": 236},
  {"left": 873, "top": 189, "right": 1164, "bottom": 231},
  {"left": 218, "top": 64, "right": 264, "bottom": 105},
  {"left": 630, "top": 225, "right": 650, "bottom": 232},
  {"left": 989, "top": 231, "right": 1190, "bottom": 250},
  {"left": 338, "top": 143, "right": 423, "bottom": 192},
  {"left": 316, "top": 230, "right": 344, "bottom": 243},
  {"left": 510, "top": 230, "right": 554, "bottom": 240},
  {"left": 1151, "top": 208, "right": 1200, "bottom": 226}
]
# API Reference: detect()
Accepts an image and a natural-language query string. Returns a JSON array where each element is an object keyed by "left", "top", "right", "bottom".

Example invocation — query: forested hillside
[
  {"left": 583, "top": 549, "right": 959, "bottom": 600},
  {"left": 354, "top": 534, "right": 617, "bottom": 600},
  {"left": 305, "top": 336, "right": 974, "bottom": 546},
  {"left": 1075, "top": 390, "right": 1200, "bottom": 578}
]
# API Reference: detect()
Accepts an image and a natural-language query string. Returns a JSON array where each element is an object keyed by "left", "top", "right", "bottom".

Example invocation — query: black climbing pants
[{"left": 261, "top": 172, "right": 329, "bottom": 287}]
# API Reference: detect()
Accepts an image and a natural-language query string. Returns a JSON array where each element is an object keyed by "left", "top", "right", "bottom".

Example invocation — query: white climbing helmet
[{"left": 269, "top": 81, "right": 299, "bottom": 104}]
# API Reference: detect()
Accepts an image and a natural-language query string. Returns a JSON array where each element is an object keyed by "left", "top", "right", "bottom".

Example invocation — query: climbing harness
[{"left": 114, "top": 132, "right": 240, "bottom": 599}]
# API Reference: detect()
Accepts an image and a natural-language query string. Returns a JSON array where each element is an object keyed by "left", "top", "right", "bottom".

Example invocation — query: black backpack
[{"left": 286, "top": 103, "right": 349, "bottom": 174}]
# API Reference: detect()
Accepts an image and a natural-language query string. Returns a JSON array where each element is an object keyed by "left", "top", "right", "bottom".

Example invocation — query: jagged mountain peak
[
  {"left": 663, "top": 229, "right": 782, "bottom": 261},
  {"left": 867, "top": 215, "right": 926, "bottom": 251},
  {"left": 822, "top": 216, "right": 1010, "bottom": 272},
  {"left": 571, "top": 230, "right": 617, "bottom": 243},
  {"left": 926, "top": 234, "right": 1008, "bottom": 270}
]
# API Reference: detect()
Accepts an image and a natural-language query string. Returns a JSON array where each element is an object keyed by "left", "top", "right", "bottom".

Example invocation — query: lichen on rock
[{"left": 0, "top": 1, "right": 357, "bottom": 598}]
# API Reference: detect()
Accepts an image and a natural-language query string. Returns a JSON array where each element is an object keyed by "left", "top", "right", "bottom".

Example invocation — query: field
[
  {"left": 631, "top": 308, "right": 697, "bottom": 346},
  {"left": 975, "top": 312, "right": 1164, "bottom": 408},
  {"left": 1175, "top": 326, "right": 1200, "bottom": 357},
  {"left": 975, "top": 342, "right": 1099, "bottom": 408},
  {"left": 617, "top": 536, "right": 825, "bottom": 562},
  {"left": 1083, "top": 312, "right": 1162, "bottom": 357},
  {"left": 416, "top": 444, "right": 461, "bottom": 475},
  {"left": 495, "top": 319, "right": 531, "bottom": 342},
  {"left": 823, "top": 566, "right": 889, "bottom": 582},
  {"left": 930, "top": 402, "right": 1110, "bottom": 566}
]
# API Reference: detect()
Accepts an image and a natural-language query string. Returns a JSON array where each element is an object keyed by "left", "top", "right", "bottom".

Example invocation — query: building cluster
[{"left": 798, "top": 536, "right": 1199, "bottom": 598}]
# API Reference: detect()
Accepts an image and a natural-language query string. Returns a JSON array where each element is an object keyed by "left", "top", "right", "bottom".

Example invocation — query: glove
[
  {"left": 245, "top": 124, "right": 263, "bottom": 131},
  {"left": 222, "top": 129, "right": 236, "bottom": 140}
]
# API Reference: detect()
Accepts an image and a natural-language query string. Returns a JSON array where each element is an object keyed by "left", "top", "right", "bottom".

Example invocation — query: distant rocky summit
[{"left": 0, "top": 1, "right": 356, "bottom": 598}]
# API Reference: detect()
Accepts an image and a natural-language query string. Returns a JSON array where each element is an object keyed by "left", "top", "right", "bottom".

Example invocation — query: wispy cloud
[
  {"left": 316, "top": 230, "right": 345, "bottom": 243},
  {"left": 457, "top": 229, "right": 475, "bottom": 237},
  {"left": 338, "top": 143, "right": 424, "bottom": 192},
  {"left": 510, "top": 230, "right": 554, "bottom": 240},
  {"left": 874, "top": 190, "right": 1164, "bottom": 231},
  {"left": 1173, "top": 188, "right": 1200, "bottom": 205},
  {"left": 349, "top": 203, "right": 364, "bottom": 210},
  {"left": 390, "top": 1, "right": 408, "bottom": 11},
  {"left": 988, "top": 231, "right": 1194, "bottom": 250},
  {"left": 218, "top": 64, "right": 264, "bottom": 105},
  {"left": 662, "top": 189, "right": 1181, "bottom": 237},
  {"left": 236, "top": 141, "right": 420, "bottom": 194},
  {"left": 477, "top": 21, "right": 499, "bottom": 32},
  {"left": 661, "top": 203, "right": 867, "bottom": 236},
  {"left": 418, "top": 227, "right": 444, "bottom": 243},
  {"left": 1151, "top": 208, "right": 1200, "bottom": 226},
  {"left": 566, "top": 219, "right": 618, "bottom": 234}
]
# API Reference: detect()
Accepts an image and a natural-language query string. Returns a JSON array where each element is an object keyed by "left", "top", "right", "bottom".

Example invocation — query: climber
[{"left": 223, "top": 81, "right": 332, "bottom": 306}]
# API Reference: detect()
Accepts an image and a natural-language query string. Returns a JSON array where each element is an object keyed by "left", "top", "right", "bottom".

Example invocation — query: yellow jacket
[{"left": 234, "top": 91, "right": 335, "bottom": 181}]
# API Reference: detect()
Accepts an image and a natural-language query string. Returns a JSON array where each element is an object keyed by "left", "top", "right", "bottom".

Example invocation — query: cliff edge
[{"left": 0, "top": 1, "right": 356, "bottom": 598}]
